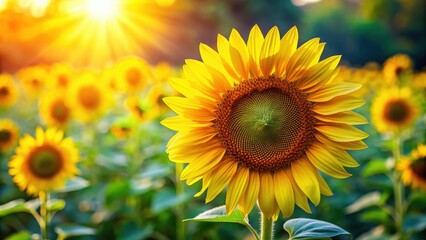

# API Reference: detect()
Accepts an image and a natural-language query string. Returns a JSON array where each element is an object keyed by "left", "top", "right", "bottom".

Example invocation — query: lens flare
[{"left": 85, "top": 0, "right": 119, "bottom": 21}]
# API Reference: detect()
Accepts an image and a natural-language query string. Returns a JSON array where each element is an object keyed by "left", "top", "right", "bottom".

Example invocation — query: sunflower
[
  {"left": 69, "top": 71, "right": 111, "bottom": 123},
  {"left": 115, "top": 57, "right": 152, "bottom": 94},
  {"left": 17, "top": 65, "right": 48, "bottom": 98},
  {"left": 47, "top": 63, "right": 74, "bottom": 90},
  {"left": 39, "top": 92, "right": 72, "bottom": 127},
  {"left": 383, "top": 54, "right": 412, "bottom": 84},
  {"left": 9, "top": 127, "right": 79, "bottom": 195},
  {"left": 371, "top": 87, "right": 420, "bottom": 133},
  {"left": 398, "top": 144, "right": 426, "bottom": 191},
  {"left": 162, "top": 25, "right": 368, "bottom": 219},
  {"left": 0, "top": 73, "right": 19, "bottom": 109},
  {"left": 147, "top": 83, "right": 176, "bottom": 118},
  {"left": 125, "top": 96, "right": 153, "bottom": 121},
  {"left": 0, "top": 119, "right": 19, "bottom": 152}
]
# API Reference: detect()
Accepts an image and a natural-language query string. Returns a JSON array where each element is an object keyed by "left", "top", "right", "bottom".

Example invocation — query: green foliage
[{"left": 283, "top": 218, "right": 352, "bottom": 240}]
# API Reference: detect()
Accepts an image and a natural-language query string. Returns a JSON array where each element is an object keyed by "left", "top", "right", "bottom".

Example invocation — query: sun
[{"left": 85, "top": 0, "right": 119, "bottom": 21}]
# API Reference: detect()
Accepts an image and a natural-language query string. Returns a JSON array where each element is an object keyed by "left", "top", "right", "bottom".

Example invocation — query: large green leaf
[
  {"left": 362, "top": 159, "right": 389, "bottom": 177},
  {"left": 184, "top": 206, "right": 259, "bottom": 240},
  {"left": 0, "top": 199, "right": 39, "bottom": 217},
  {"left": 5, "top": 231, "right": 32, "bottom": 240},
  {"left": 283, "top": 218, "right": 352, "bottom": 240},
  {"left": 47, "top": 199, "right": 66, "bottom": 212},
  {"left": 55, "top": 224, "right": 96, "bottom": 240}
]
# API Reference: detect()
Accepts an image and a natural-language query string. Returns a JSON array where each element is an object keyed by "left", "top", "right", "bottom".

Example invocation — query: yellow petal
[
  {"left": 315, "top": 133, "right": 368, "bottom": 150},
  {"left": 291, "top": 158, "right": 321, "bottom": 206},
  {"left": 286, "top": 169, "right": 312, "bottom": 213},
  {"left": 296, "top": 55, "right": 341, "bottom": 90},
  {"left": 247, "top": 24, "right": 264, "bottom": 77},
  {"left": 229, "top": 29, "right": 250, "bottom": 79},
  {"left": 161, "top": 116, "right": 213, "bottom": 132},
  {"left": 206, "top": 160, "right": 238, "bottom": 202},
  {"left": 326, "top": 146, "right": 359, "bottom": 167},
  {"left": 275, "top": 26, "right": 299, "bottom": 77},
  {"left": 313, "top": 95, "right": 365, "bottom": 115},
  {"left": 260, "top": 26, "right": 280, "bottom": 76},
  {"left": 194, "top": 173, "right": 212, "bottom": 197},
  {"left": 226, "top": 167, "right": 249, "bottom": 214},
  {"left": 217, "top": 34, "right": 240, "bottom": 81},
  {"left": 313, "top": 170, "right": 333, "bottom": 196},
  {"left": 315, "top": 123, "right": 368, "bottom": 142},
  {"left": 307, "top": 83, "right": 362, "bottom": 102},
  {"left": 274, "top": 170, "right": 295, "bottom": 217},
  {"left": 286, "top": 38, "right": 320, "bottom": 81},
  {"left": 258, "top": 172, "right": 278, "bottom": 218},
  {"left": 315, "top": 111, "right": 368, "bottom": 125},
  {"left": 306, "top": 143, "right": 352, "bottom": 179},
  {"left": 239, "top": 171, "right": 260, "bottom": 216},
  {"left": 180, "top": 147, "right": 226, "bottom": 180},
  {"left": 163, "top": 96, "right": 216, "bottom": 121}
]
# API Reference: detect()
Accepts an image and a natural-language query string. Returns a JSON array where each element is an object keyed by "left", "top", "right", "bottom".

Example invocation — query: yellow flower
[
  {"left": 115, "top": 57, "right": 152, "bottom": 94},
  {"left": 17, "top": 65, "right": 48, "bottom": 98},
  {"left": 125, "top": 96, "right": 153, "bottom": 121},
  {"left": 398, "top": 144, "right": 426, "bottom": 191},
  {"left": 147, "top": 83, "right": 176, "bottom": 118},
  {"left": 371, "top": 87, "right": 420, "bottom": 133},
  {"left": 39, "top": 92, "right": 72, "bottom": 127},
  {"left": 0, "top": 73, "right": 19, "bottom": 109},
  {"left": 162, "top": 25, "right": 368, "bottom": 219},
  {"left": 9, "top": 127, "right": 79, "bottom": 195},
  {"left": 152, "top": 61, "right": 176, "bottom": 83},
  {"left": 0, "top": 119, "right": 19, "bottom": 152},
  {"left": 69, "top": 71, "right": 111, "bottom": 123},
  {"left": 47, "top": 63, "right": 74, "bottom": 90},
  {"left": 383, "top": 54, "right": 412, "bottom": 84}
]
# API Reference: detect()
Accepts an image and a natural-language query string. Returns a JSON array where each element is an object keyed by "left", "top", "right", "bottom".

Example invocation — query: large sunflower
[
  {"left": 39, "top": 92, "right": 72, "bottom": 127},
  {"left": 398, "top": 144, "right": 426, "bottom": 191},
  {"left": 371, "top": 87, "right": 420, "bottom": 133},
  {"left": 9, "top": 128, "right": 79, "bottom": 195},
  {"left": 162, "top": 25, "right": 368, "bottom": 219},
  {"left": 0, "top": 73, "right": 19, "bottom": 109},
  {"left": 69, "top": 71, "right": 111, "bottom": 123},
  {"left": 0, "top": 119, "right": 19, "bottom": 152}
]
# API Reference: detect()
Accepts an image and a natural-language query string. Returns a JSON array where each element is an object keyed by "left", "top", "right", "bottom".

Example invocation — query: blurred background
[{"left": 1, "top": 0, "right": 426, "bottom": 239}]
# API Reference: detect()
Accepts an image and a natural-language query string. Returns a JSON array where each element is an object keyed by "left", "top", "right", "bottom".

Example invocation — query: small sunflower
[
  {"left": 39, "top": 93, "right": 72, "bottom": 127},
  {"left": 125, "top": 96, "right": 152, "bottom": 121},
  {"left": 383, "top": 54, "right": 412, "bottom": 84},
  {"left": 371, "top": 87, "right": 420, "bottom": 133},
  {"left": 162, "top": 25, "right": 368, "bottom": 219},
  {"left": 48, "top": 63, "right": 74, "bottom": 90},
  {"left": 9, "top": 127, "right": 79, "bottom": 195},
  {"left": 0, "top": 119, "right": 19, "bottom": 152},
  {"left": 398, "top": 144, "right": 426, "bottom": 191},
  {"left": 115, "top": 57, "right": 152, "bottom": 94},
  {"left": 17, "top": 65, "right": 48, "bottom": 98},
  {"left": 0, "top": 73, "right": 19, "bottom": 109},
  {"left": 147, "top": 83, "right": 176, "bottom": 118},
  {"left": 69, "top": 71, "right": 111, "bottom": 123}
]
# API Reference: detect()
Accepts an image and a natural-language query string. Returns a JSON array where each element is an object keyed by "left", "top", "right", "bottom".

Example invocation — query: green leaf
[
  {"left": 362, "top": 160, "right": 389, "bottom": 177},
  {"left": 54, "top": 177, "right": 89, "bottom": 193},
  {"left": 345, "top": 192, "right": 381, "bottom": 214},
  {"left": 105, "top": 180, "right": 130, "bottom": 205},
  {"left": 0, "top": 199, "right": 29, "bottom": 217},
  {"left": 403, "top": 215, "right": 426, "bottom": 232},
  {"left": 184, "top": 205, "right": 248, "bottom": 224},
  {"left": 184, "top": 206, "right": 260, "bottom": 240},
  {"left": 360, "top": 209, "right": 390, "bottom": 224},
  {"left": 55, "top": 224, "right": 96, "bottom": 239},
  {"left": 283, "top": 218, "right": 352, "bottom": 240},
  {"left": 5, "top": 231, "right": 32, "bottom": 240},
  {"left": 117, "top": 221, "right": 153, "bottom": 240},
  {"left": 47, "top": 199, "right": 66, "bottom": 212}
]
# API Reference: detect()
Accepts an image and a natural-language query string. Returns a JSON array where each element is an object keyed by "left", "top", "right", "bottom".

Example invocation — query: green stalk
[
  {"left": 392, "top": 133, "right": 405, "bottom": 239},
  {"left": 260, "top": 212, "right": 274, "bottom": 240},
  {"left": 39, "top": 191, "right": 50, "bottom": 240},
  {"left": 175, "top": 163, "right": 185, "bottom": 240}
]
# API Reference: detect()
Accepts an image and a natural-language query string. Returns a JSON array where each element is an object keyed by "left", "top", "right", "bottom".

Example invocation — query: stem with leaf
[
  {"left": 39, "top": 191, "right": 50, "bottom": 240},
  {"left": 392, "top": 133, "right": 406, "bottom": 239}
]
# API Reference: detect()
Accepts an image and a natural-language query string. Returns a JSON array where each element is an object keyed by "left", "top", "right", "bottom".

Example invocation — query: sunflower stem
[
  {"left": 392, "top": 133, "right": 406, "bottom": 239},
  {"left": 39, "top": 191, "right": 50, "bottom": 240},
  {"left": 175, "top": 163, "right": 185, "bottom": 240},
  {"left": 260, "top": 212, "right": 274, "bottom": 240}
]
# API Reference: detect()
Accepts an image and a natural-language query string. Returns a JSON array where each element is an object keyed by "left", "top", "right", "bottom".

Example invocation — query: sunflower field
[{"left": 1, "top": 0, "right": 426, "bottom": 240}]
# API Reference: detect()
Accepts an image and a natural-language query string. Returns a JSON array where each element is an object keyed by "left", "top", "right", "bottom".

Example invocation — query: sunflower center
[
  {"left": 51, "top": 100, "right": 70, "bottom": 122},
  {"left": 0, "top": 129, "right": 11, "bottom": 143},
  {"left": 29, "top": 145, "right": 63, "bottom": 178},
  {"left": 126, "top": 67, "right": 141, "bottom": 85},
  {"left": 0, "top": 86, "right": 9, "bottom": 97},
  {"left": 57, "top": 74, "right": 68, "bottom": 87},
  {"left": 215, "top": 76, "right": 316, "bottom": 172},
  {"left": 385, "top": 100, "right": 409, "bottom": 123},
  {"left": 78, "top": 85, "right": 101, "bottom": 109},
  {"left": 411, "top": 157, "right": 426, "bottom": 180}
]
